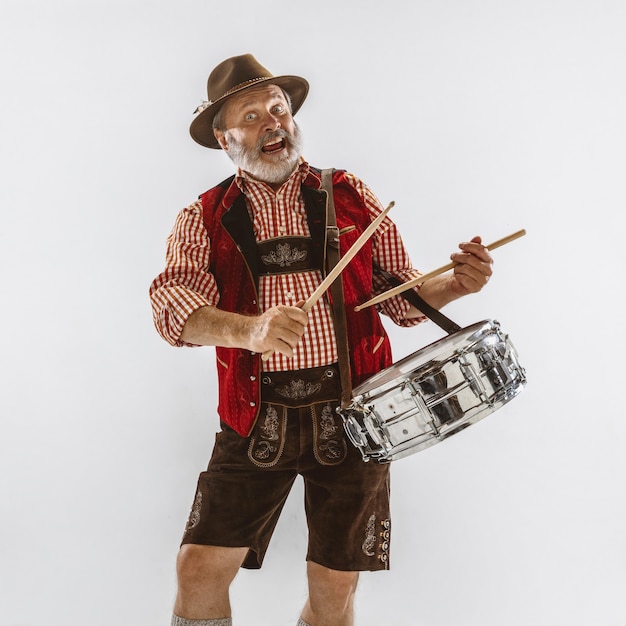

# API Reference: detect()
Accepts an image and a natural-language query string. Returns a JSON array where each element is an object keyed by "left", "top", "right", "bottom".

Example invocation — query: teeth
[{"left": 264, "top": 138, "right": 283, "bottom": 147}]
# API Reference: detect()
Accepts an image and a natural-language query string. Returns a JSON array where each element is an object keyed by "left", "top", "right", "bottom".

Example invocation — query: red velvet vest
[{"left": 201, "top": 168, "right": 393, "bottom": 436}]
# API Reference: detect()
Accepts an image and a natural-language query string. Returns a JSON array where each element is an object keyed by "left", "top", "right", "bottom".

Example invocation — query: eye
[
  {"left": 271, "top": 104, "right": 285, "bottom": 114},
  {"left": 244, "top": 112, "right": 257, "bottom": 122}
]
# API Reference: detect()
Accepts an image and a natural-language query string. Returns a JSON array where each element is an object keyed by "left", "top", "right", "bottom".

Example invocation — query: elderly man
[{"left": 150, "top": 54, "right": 493, "bottom": 626}]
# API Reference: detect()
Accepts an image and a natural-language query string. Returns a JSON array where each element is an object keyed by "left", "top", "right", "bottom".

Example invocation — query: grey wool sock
[
  {"left": 171, "top": 616, "right": 232, "bottom": 626},
  {"left": 297, "top": 619, "right": 311, "bottom": 626}
]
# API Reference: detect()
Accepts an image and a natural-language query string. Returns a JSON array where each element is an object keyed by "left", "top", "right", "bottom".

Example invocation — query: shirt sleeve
[
  {"left": 149, "top": 201, "right": 221, "bottom": 346},
  {"left": 342, "top": 173, "right": 428, "bottom": 327}
]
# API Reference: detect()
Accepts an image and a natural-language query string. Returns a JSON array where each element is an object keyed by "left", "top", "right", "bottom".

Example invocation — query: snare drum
[{"left": 340, "top": 320, "right": 526, "bottom": 462}]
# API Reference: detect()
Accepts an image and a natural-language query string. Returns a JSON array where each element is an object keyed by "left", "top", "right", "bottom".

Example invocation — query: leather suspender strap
[
  {"left": 374, "top": 264, "right": 462, "bottom": 335},
  {"left": 321, "top": 169, "right": 353, "bottom": 407}
]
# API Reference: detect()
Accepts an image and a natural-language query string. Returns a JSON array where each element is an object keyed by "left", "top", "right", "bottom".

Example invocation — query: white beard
[{"left": 225, "top": 123, "right": 303, "bottom": 185}]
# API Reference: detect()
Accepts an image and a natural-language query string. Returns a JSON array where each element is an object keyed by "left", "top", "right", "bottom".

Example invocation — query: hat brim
[{"left": 189, "top": 75, "right": 309, "bottom": 149}]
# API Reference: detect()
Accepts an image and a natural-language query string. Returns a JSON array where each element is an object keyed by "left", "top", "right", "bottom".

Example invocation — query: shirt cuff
[
  {"left": 153, "top": 286, "right": 217, "bottom": 347},
  {"left": 380, "top": 293, "right": 428, "bottom": 327}
]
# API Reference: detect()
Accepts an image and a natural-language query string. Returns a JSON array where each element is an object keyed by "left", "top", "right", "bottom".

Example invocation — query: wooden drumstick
[
  {"left": 261, "top": 201, "right": 395, "bottom": 361},
  {"left": 354, "top": 228, "right": 526, "bottom": 312}
]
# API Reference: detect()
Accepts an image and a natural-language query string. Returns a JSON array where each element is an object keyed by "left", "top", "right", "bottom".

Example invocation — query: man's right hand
[
  {"left": 249, "top": 303, "right": 308, "bottom": 358},
  {"left": 180, "top": 303, "right": 308, "bottom": 358}
]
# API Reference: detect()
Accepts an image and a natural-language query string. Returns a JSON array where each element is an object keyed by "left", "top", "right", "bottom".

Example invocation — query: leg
[
  {"left": 174, "top": 544, "right": 248, "bottom": 619},
  {"left": 300, "top": 561, "right": 359, "bottom": 626},
  {"left": 295, "top": 399, "right": 392, "bottom": 625}
]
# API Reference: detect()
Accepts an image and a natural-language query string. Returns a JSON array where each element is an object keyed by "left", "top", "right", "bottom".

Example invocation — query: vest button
[
  {"left": 249, "top": 401, "right": 256, "bottom": 407},
  {"left": 250, "top": 375, "right": 256, "bottom": 382}
]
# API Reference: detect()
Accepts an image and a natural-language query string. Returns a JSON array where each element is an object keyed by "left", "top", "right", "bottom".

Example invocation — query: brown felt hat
[{"left": 189, "top": 54, "right": 309, "bottom": 149}]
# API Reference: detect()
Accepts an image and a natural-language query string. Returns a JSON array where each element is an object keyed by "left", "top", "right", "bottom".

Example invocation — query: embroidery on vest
[{"left": 261, "top": 242, "right": 308, "bottom": 267}]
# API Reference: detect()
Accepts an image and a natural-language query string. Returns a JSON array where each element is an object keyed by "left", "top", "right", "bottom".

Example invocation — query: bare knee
[
  {"left": 303, "top": 561, "right": 359, "bottom": 625},
  {"left": 174, "top": 544, "right": 247, "bottom": 619},
  {"left": 176, "top": 544, "right": 246, "bottom": 588}
]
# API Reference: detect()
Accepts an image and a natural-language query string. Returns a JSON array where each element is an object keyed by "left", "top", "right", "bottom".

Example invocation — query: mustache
[{"left": 256, "top": 128, "right": 291, "bottom": 150}]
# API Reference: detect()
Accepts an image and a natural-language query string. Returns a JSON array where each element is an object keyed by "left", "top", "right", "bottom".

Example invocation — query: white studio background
[{"left": 1, "top": 1, "right": 625, "bottom": 625}]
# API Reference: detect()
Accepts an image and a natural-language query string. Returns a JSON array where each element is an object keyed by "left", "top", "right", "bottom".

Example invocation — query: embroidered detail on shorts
[
  {"left": 276, "top": 379, "right": 322, "bottom": 400},
  {"left": 248, "top": 404, "right": 287, "bottom": 468},
  {"left": 259, "top": 405, "right": 280, "bottom": 440},
  {"left": 362, "top": 514, "right": 376, "bottom": 556},
  {"left": 261, "top": 242, "right": 308, "bottom": 267},
  {"left": 312, "top": 402, "right": 347, "bottom": 465},
  {"left": 320, "top": 404, "right": 339, "bottom": 438},
  {"left": 185, "top": 491, "right": 202, "bottom": 532}
]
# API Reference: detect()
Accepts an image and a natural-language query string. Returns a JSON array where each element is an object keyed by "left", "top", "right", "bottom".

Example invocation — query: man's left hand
[{"left": 448, "top": 235, "right": 494, "bottom": 297}]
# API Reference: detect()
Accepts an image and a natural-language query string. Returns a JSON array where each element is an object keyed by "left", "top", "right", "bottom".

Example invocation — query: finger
[
  {"left": 458, "top": 240, "right": 493, "bottom": 263},
  {"left": 453, "top": 259, "right": 492, "bottom": 289},
  {"left": 451, "top": 251, "right": 493, "bottom": 275},
  {"left": 280, "top": 325, "right": 306, "bottom": 348},
  {"left": 259, "top": 307, "right": 308, "bottom": 360},
  {"left": 261, "top": 328, "right": 301, "bottom": 359},
  {"left": 266, "top": 342, "right": 295, "bottom": 359},
  {"left": 273, "top": 338, "right": 296, "bottom": 358},
  {"left": 279, "top": 304, "right": 309, "bottom": 325},
  {"left": 454, "top": 260, "right": 491, "bottom": 280}
]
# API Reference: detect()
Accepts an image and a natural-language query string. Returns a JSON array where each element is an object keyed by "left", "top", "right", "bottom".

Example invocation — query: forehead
[{"left": 227, "top": 84, "right": 288, "bottom": 114}]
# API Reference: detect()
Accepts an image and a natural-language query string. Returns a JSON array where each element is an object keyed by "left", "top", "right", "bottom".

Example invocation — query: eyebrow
[{"left": 233, "top": 87, "right": 287, "bottom": 109}]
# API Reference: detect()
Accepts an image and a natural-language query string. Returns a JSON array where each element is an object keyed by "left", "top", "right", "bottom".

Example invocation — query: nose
[{"left": 262, "top": 110, "right": 281, "bottom": 131}]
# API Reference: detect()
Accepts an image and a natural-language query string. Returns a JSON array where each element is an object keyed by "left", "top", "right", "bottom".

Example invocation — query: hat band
[{"left": 211, "top": 76, "right": 273, "bottom": 105}]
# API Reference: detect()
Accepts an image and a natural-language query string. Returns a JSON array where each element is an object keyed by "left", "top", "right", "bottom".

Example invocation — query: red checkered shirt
[{"left": 150, "top": 160, "right": 425, "bottom": 371}]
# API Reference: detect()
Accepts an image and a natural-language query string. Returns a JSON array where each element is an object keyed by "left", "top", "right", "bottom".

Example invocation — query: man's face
[{"left": 213, "top": 84, "right": 303, "bottom": 186}]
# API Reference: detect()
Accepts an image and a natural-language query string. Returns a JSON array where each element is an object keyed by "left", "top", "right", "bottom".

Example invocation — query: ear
[{"left": 214, "top": 129, "right": 229, "bottom": 151}]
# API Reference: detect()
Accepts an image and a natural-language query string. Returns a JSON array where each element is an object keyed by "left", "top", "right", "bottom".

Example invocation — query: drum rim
[{"left": 352, "top": 319, "right": 499, "bottom": 396}]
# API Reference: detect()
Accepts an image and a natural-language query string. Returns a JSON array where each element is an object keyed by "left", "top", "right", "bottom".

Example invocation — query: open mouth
[{"left": 261, "top": 138, "right": 286, "bottom": 154}]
